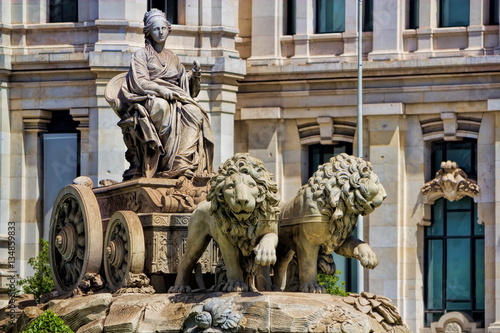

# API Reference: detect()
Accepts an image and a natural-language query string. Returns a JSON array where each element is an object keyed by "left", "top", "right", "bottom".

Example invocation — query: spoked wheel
[
  {"left": 103, "top": 211, "right": 145, "bottom": 291},
  {"left": 49, "top": 184, "right": 103, "bottom": 295}
]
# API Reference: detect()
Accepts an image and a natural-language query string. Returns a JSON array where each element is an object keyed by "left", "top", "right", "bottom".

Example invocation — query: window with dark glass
[
  {"left": 43, "top": 111, "right": 80, "bottom": 239},
  {"left": 408, "top": 0, "right": 419, "bottom": 29},
  {"left": 309, "top": 143, "right": 358, "bottom": 292},
  {"left": 490, "top": 0, "right": 499, "bottom": 25},
  {"left": 284, "top": 0, "right": 296, "bottom": 35},
  {"left": 148, "top": 0, "right": 178, "bottom": 24},
  {"left": 439, "top": 0, "right": 470, "bottom": 27},
  {"left": 363, "top": 0, "right": 373, "bottom": 32},
  {"left": 316, "top": 0, "right": 345, "bottom": 33},
  {"left": 49, "top": 0, "right": 78, "bottom": 23},
  {"left": 424, "top": 139, "right": 484, "bottom": 327}
]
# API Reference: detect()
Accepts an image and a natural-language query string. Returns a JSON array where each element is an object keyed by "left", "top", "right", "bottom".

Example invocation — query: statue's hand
[
  {"left": 160, "top": 88, "right": 174, "bottom": 100},
  {"left": 353, "top": 243, "right": 378, "bottom": 269},
  {"left": 253, "top": 233, "right": 277, "bottom": 266}
]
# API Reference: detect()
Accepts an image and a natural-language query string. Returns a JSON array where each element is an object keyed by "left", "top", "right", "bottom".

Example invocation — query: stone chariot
[{"left": 48, "top": 175, "right": 217, "bottom": 296}]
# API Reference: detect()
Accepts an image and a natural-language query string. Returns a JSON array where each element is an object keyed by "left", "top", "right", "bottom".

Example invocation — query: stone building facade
[{"left": 1, "top": 0, "right": 500, "bottom": 332}]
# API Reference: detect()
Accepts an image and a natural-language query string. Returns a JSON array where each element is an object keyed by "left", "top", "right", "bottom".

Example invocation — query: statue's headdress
[{"left": 143, "top": 8, "right": 170, "bottom": 37}]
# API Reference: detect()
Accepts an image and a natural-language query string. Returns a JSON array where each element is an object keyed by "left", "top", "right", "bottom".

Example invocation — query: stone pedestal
[{"left": 7, "top": 292, "right": 412, "bottom": 333}]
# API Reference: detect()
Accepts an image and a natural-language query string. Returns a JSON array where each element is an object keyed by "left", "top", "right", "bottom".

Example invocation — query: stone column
[
  {"left": 366, "top": 114, "right": 405, "bottom": 313},
  {"left": 26, "top": 0, "right": 47, "bottom": 23},
  {"left": 404, "top": 115, "right": 427, "bottom": 332},
  {"left": 0, "top": 80, "right": 10, "bottom": 238},
  {"left": 292, "top": 0, "right": 313, "bottom": 60},
  {"left": 94, "top": 0, "right": 145, "bottom": 52},
  {"left": 342, "top": 0, "right": 360, "bottom": 57},
  {"left": 466, "top": 0, "right": 485, "bottom": 52},
  {"left": 249, "top": 0, "right": 281, "bottom": 62},
  {"left": 183, "top": 0, "right": 199, "bottom": 26},
  {"left": 476, "top": 113, "right": 496, "bottom": 329},
  {"left": 90, "top": 74, "right": 128, "bottom": 184},
  {"left": 487, "top": 105, "right": 500, "bottom": 332},
  {"left": 369, "top": 0, "right": 403, "bottom": 60},
  {"left": 203, "top": 76, "right": 241, "bottom": 168},
  {"left": 415, "top": 0, "right": 437, "bottom": 55},
  {"left": 240, "top": 107, "right": 284, "bottom": 191},
  {"left": 14, "top": 110, "right": 52, "bottom": 276},
  {"left": 70, "top": 108, "right": 90, "bottom": 177}
]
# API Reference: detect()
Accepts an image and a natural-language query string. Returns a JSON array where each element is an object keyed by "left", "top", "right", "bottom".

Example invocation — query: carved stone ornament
[
  {"left": 342, "top": 292, "right": 405, "bottom": 331},
  {"left": 421, "top": 160, "right": 480, "bottom": 203}
]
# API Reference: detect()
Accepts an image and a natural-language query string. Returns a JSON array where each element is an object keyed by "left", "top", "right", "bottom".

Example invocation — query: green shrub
[
  {"left": 318, "top": 272, "right": 348, "bottom": 296},
  {"left": 22, "top": 309, "right": 73, "bottom": 333},
  {"left": 17, "top": 239, "right": 55, "bottom": 303}
]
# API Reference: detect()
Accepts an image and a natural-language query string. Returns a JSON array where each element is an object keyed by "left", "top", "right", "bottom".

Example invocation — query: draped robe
[{"left": 119, "top": 44, "right": 214, "bottom": 178}]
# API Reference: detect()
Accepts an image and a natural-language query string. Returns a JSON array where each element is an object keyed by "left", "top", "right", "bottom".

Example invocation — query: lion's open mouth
[{"left": 233, "top": 211, "right": 252, "bottom": 220}]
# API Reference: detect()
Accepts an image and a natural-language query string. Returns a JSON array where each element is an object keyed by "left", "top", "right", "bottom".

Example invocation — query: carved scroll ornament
[{"left": 421, "top": 161, "right": 480, "bottom": 203}]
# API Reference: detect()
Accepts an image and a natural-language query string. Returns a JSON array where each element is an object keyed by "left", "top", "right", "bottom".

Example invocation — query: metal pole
[{"left": 357, "top": 0, "right": 364, "bottom": 293}]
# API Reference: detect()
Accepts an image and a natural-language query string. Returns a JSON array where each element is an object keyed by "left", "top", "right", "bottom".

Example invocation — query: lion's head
[
  {"left": 207, "top": 153, "right": 280, "bottom": 255},
  {"left": 303, "top": 153, "right": 386, "bottom": 249}
]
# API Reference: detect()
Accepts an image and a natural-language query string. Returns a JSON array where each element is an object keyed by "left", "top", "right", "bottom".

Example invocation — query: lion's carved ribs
[
  {"left": 169, "top": 153, "right": 280, "bottom": 293},
  {"left": 275, "top": 153, "right": 387, "bottom": 293}
]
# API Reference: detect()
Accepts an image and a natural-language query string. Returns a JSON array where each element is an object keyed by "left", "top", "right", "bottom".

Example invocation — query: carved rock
[
  {"left": 9, "top": 292, "right": 411, "bottom": 333},
  {"left": 47, "top": 293, "right": 112, "bottom": 331}
]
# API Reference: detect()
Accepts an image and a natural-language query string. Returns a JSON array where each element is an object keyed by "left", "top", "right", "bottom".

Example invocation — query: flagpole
[{"left": 357, "top": 0, "right": 364, "bottom": 294}]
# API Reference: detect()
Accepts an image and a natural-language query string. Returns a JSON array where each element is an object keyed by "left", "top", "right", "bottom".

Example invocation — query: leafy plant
[
  {"left": 17, "top": 239, "right": 55, "bottom": 303},
  {"left": 318, "top": 272, "right": 348, "bottom": 296},
  {"left": 22, "top": 309, "right": 73, "bottom": 333}
]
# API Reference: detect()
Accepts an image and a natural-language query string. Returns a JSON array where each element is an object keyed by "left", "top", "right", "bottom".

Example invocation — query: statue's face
[
  {"left": 222, "top": 173, "right": 261, "bottom": 221},
  {"left": 357, "top": 174, "right": 387, "bottom": 216},
  {"left": 150, "top": 19, "right": 170, "bottom": 44}
]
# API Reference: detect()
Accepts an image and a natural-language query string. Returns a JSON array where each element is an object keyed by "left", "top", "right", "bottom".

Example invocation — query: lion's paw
[
  {"left": 299, "top": 283, "right": 326, "bottom": 294},
  {"left": 355, "top": 243, "right": 379, "bottom": 269},
  {"left": 222, "top": 281, "right": 249, "bottom": 292},
  {"left": 168, "top": 285, "right": 192, "bottom": 293}
]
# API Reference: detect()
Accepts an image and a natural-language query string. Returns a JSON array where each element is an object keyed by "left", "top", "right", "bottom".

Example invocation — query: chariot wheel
[
  {"left": 103, "top": 211, "right": 145, "bottom": 291},
  {"left": 49, "top": 184, "right": 103, "bottom": 295}
]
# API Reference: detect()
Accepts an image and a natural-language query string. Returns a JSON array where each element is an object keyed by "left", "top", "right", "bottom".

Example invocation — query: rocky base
[{"left": 5, "top": 292, "right": 411, "bottom": 333}]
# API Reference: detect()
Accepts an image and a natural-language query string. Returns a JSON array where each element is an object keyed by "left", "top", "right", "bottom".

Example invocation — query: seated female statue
[{"left": 105, "top": 8, "right": 214, "bottom": 180}]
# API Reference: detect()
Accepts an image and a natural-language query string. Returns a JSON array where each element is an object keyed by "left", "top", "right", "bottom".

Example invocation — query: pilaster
[
  {"left": 0, "top": 80, "right": 10, "bottom": 237},
  {"left": 17, "top": 110, "right": 52, "bottom": 276},
  {"left": 415, "top": 0, "right": 437, "bottom": 56},
  {"left": 487, "top": 108, "right": 500, "bottom": 332},
  {"left": 366, "top": 114, "right": 404, "bottom": 313},
  {"left": 249, "top": 0, "right": 281, "bottom": 63},
  {"left": 342, "top": 1, "right": 359, "bottom": 57},
  {"left": 70, "top": 108, "right": 90, "bottom": 177},
  {"left": 368, "top": 0, "right": 403, "bottom": 60},
  {"left": 291, "top": 0, "right": 314, "bottom": 61},
  {"left": 466, "top": 0, "right": 485, "bottom": 52},
  {"left": 240, "top": 107, "right": 283, "bottom": 191}
]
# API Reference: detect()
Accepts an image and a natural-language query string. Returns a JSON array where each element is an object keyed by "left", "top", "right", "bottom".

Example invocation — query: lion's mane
[
  {"left": 207, "top": 153, "right": 280, "bottom": 256},
  {"left": 302, "top": 153, "right": 379, "bottom": 253}
]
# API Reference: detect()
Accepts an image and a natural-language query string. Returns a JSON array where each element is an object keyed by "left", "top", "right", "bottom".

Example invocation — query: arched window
[{"left": 424, "top": 139, "right": 484, "bottom": 326}]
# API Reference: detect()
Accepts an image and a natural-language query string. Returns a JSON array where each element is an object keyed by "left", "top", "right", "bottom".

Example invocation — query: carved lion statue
[
  {"left": 274, "top": 153, "right": 387, "bottom": 293},
  {"left": 169, "top": 153, "right": 280, "bottom": 293}
]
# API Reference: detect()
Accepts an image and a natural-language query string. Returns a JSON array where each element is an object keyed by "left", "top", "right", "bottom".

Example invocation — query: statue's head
[{"left": 143, "top": 8, "right": 172, "bottom": 44}]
